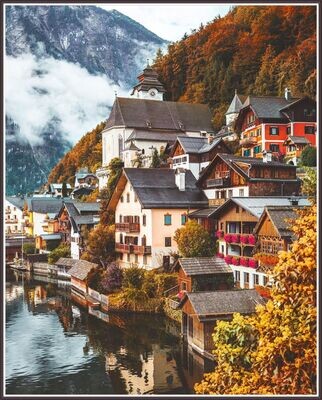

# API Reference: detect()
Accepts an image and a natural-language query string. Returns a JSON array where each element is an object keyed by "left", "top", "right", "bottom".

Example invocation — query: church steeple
[{"left": 131, "top": 61, "right": 165, "bottom": 100}]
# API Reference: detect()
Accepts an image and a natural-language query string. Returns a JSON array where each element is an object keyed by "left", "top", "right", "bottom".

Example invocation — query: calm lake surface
[{"left": 5, "top": 269, "right": 214, "bottom": 395}]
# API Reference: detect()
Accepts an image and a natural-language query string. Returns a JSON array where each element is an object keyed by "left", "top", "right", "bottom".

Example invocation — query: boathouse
[
  {"left": 178, "top": 290, "right": 265, "bottom": 358},
  {"left": 68, "top": 260, "right": 98, "bottom": 295},
  {"left": 171, "top": 257, "right": 234, "bottom": 293}
]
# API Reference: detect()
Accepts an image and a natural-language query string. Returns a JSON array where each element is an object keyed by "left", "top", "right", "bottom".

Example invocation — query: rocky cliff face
[{"left": 5, "top": 5, "right": 167, "bottom": 195}]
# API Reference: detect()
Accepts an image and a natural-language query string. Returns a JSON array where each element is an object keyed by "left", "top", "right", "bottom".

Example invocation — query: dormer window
[
  {"left": 178, "top": 121, "right": 185, "bottom": 131},
  {"left": 146, "top": 120, "right": 152, "bottom": 128}
]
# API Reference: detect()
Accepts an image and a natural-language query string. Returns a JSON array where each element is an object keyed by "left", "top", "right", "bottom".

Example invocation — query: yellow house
[{"left": 107, "top": 168, "right": 208, "bottom": 270}]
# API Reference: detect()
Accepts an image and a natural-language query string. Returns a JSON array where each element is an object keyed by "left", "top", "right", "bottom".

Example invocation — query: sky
[{"left": 99, "top": 4, "right": 232, "bottom": 41}]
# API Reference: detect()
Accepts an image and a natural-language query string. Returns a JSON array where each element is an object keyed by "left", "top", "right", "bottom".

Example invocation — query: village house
[
  {"left": 23, "top": 197, "right": 64, "bottom": 237},
  {"left": 283, "top": 136, "right": 312, "bottom": 166},
  {"left": 68, "top": 259, "right": 98, "bottom": 296},
  {"left": 57, "top": 201, "right": 100, "bottom": 259},
  {"left": 54, "top": 257, "right": 75, "bottom": 279},
  {"left": 171, "top": 256, "right": 234, "bottom": 293},
  {"left": 235, "top": 89, "right": 316, "bottom": 159},
  {"left": 97, "top": 63, "right": 215, "bottom": 188},
  {"left": 47, "top": 183, "right": 72, "bottom": 198},
  {"left": 74, "top": 167, "right": 98, "bottom": 189},
  {"left": 197, "top": 152, "right": 300, "bottom": 206},
  {"left": 210, "top": 196, "right": 310, "bottom": 289},
  {"left": 169, "top": 135, "right": 231, "bottom": 179},
  {"left": 35, "top": 233, "right": 62, "bottom": 253},
  {"left": 5, "top": 196, "right": 25, "bottom": 235},
  {"left": 253, "top": 205, "right": 303, "bottom": 275},
  {"left": 178, "top": 290, "right": 265, "bottom": 358},
  {"left": 107, "top": 168, "right": 208, "bottom": 270}
]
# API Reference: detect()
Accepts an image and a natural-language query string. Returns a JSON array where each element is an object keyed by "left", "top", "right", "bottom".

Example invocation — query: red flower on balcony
[
  {"left": 231, "top": 233, "right": 240, "bottom": 243},
  {"left": 240, "top": 235, "right": 249, "bottom": 244},
  {"left": 224, "top": 234, "right": 232, "bottom": 243},
  {"left": 248, "top": 235, "right": 256, "bottom": 245},
  {"left": 240, "top": 257, "right": 249, "bottom": 267},
  {"left": 216, "top": 230, "right": 224, "bottom": 238},
  {"left": 248, "top": 258, "right": 258, "bottom": 268},
  {"left": 232, "top": 257, "right": 240, "bottom": 266},
  {"left": 224, "top": 255, "right": 232, "bottom": 264}
]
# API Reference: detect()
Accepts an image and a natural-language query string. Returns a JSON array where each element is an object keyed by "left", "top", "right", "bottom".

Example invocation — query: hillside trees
[{"left": 195, "top": 204, "right": 317, "bottom": 394}]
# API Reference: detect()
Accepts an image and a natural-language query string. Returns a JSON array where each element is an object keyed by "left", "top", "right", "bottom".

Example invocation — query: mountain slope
[
  {"left": 153, "top": 5, "right": 316, "bottom": 129},
  {"left": 5, "top": 5, "right": 167, "bottom": 195}
]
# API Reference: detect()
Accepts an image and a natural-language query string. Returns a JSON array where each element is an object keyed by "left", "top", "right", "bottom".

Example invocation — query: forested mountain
[{"left": 153, "top": 5, "right": 316, "bottom": 129}]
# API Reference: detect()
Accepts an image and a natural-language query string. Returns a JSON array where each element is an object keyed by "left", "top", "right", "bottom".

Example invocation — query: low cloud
[{"left": 5, "top": 53, "right": 129, "bottom": 145}]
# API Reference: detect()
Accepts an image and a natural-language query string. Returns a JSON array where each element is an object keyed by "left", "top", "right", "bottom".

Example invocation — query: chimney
[
  {"left": 175, "top": 168, "right": 186, "bottom": 191},
  {"left": 262, "top": 150, "right": 272, "bottom": 163},
  {"left": 207, "top": 135, "right": 214, "bottom": 144},
  {"left": 284, "top": 87, "right": 291, "bottom": 101}
]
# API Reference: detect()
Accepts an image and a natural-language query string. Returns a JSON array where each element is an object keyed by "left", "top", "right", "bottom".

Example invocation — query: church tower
[{"left": 131, "top": 61, "right": 166, "bottom": 101}]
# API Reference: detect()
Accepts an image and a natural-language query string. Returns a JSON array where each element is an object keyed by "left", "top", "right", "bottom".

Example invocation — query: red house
[{"left": 235, "top": 89, "right": 316, "bottom": 159}]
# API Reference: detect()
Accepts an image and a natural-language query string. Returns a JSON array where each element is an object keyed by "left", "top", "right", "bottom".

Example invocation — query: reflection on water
[{"left": 5, "top": 268, "right": 214, "bottom": 395}]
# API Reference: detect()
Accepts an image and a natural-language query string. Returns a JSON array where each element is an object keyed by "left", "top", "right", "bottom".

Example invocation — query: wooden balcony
[
  {"left": 209, "top": 198, "right": 226, "bottom": 207},
  {"left": 206, "top": 177, "right": 230, "bottom": 188},
  {"left": 240, "top": 136, "right": 258, "bottom": 148},
  {"left": 115, "top": 222, "right": 140, "bottom": 233},
  {"left": 285, "top": 150, "right": 302, "bottom": 159},
  {"left": 115, "top": 243, "right": 131, "bottom": 253},
  {"left": 6, "top": 219, "right": 18, "bottom": 224},
  {"left": 132, "top": 245, "right": 151, "bottom": 255}
]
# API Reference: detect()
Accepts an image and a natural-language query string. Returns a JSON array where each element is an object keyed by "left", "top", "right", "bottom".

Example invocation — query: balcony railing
[
  {"left": 209, "top": 198, "right": 226, "bottom": 207},
  {"left": 6, "top": 219, "right": 18, "bottom": 224},
  {"left": 115, "top": 222, "right": 140, "bottom": 233},
  {"left": 132, "top": 245, "right": 152, "bottom": 255},
  {"left": 224, "top": 233, "right": 256, "bottom": 245},
  {"left": 115, "top": 243, "right": 131, "bottom": 253},
  {"left": 5, "top": 209, "right": 10, "bottom": 214},
  {"left": 285, "top": 150, "right": 302, "bottom": 159},
  {"left": 240, "top": 137, "right": 258, "bottom": 147}
]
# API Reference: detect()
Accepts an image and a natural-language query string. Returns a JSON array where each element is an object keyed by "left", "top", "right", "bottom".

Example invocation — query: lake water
[{"left": 5, "top": 269, "right": 214, "bottom": 395}]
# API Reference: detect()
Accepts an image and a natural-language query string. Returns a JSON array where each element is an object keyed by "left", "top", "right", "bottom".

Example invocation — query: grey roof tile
[
  {"left": 226, "top": 93, "right": 244, "bottom": 115},
  {"left": 175, "top": 257, "right": 233, "bottom": 276},
  {"left": 68, "top": 260, "right": 98, "bottom": 281},
  {"left": 6, "top": 196, "right": 25, "bottom": 210},
  {"left": 242, "top": 95, "right": 300, "bottom": 119},
  {"left": 125, "top": 129, "right": 184, "bottom": 143}
]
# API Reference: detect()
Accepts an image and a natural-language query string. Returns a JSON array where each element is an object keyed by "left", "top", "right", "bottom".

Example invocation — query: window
[
  {"left": 244, "top": 272, "right": 249, "bottom": 283},
  {"left": 143, "top": 255, "right": 147, "bottom": 265},
  {"left": 182, "top": 281, "right": 187, "bottom": 291},
  {"left": 254, "top": 145, "right": 262, "bottom": 154},
  {"left": 304, "top": 108, "right": 315, "bottom": 118},
  {"left": 287, "top": 126, "right": 291, "bottom": 135},
  {"left": 305, "top": 125, "right": 315, "bottom": 134},
  {"left": 243, "top": 149, "right": 250, "bottom": 157},
  {"left": 181, "top": 214, "right": 187, "bottom": 225},
  {"left": 135, "top": 254, "right": 138, "bottom": 263},
  {"left": 269, "top": 144, "right": 279, "bottom": 152},
  {"left": 239, "top": 189, "right": 244, "bottom": 197},
  {"left": 256, "top": 128, "right": 261, "bottom": 136},
  {"left": 120, "top": 234, "right": 123, "bottom": 244},
  {"left": 235, "top": 271, "right": 240, "bottom": 282},
  {"left": 236, "top": 206, "right": 239, "bottom": 213},
  {"left": 163, "top": 255, "right": 170, "bottom": 268},
  {"left": 254, "top": 274, "right": 259, "bottom": 285},
  {"left": 164, "top": 214, "right": 172, "bottom": 225},
  {"left": 127, "top": 253, "right": 130, "bottom": 262},
  {"left": 126, "top": 193, "right": 130, "bottom": 202},
  {"left": 220, "top": 222, "right": 224, "bottom": 230},
  {"left": 272, "top": 169, "right": 279, "bottom": 178},
  {"left": 142, "top": 215, "right": 146, "bottom": 226},
  {"left": 228, "top": 189, "right": 233, "bottom": 198},
  {"left": 119, "top": 215, "right": 122, "bottom": 223},
  {"left": 165, "top": 237, "right": 172, "bottom": 247},
  {"left": 269, "top": 127, "right": 279, "bottom": 135},
  {"left": 119, "top": 253, "right": 123, "bottom": 260},
  {"left": 134, "top": 194, "right": 138, "bottom": 202},
  {"left": 120, "top": 195, "right": 124, "bottom": 203},
  {"left": 263, "top": 276, "right": 269, "bottom": 286}
]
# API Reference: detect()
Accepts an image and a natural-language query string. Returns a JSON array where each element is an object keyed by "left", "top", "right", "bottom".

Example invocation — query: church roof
[
  {"left": 226, "top": 91, "right": 245, "bottom": 115},
  {"left": 105, "top": 97, "right": 215, "bottom": 133},
  {"left": 131, "top": 64, "right": 166, "bottom": 95}
]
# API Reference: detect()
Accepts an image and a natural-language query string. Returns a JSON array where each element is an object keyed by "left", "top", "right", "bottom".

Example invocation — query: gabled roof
[
  {"left": 125, "top": 129, "right": 183, "bottom": 143},
  {"left": 68, "top": 260, "right": 98, "bottom": 281},
  {"left": 179, "top": 290, "right": 265, "bottom": 319},
  {"left": 73, "top": 202, "right": 100, "bottom": 214},
  {"left": 131, "top": 64, "right": 166, "bottom": 95},
  {"left": 226, "top": 92, "right": 245, "bottom": 115},
  {"left": 254, "top": 206, "right": 301, "bottom": 239},
  {"left": 284, "top": 136, "right": 310, "bottom": 145},
  {"left": 242, "top": 95, "right": 300, "bottom": 119},
  {"left": 27, "top": 197, "right": 65, "bottom": 215},
  {"left": 104, "top": 97, "right": 215, "bottom": 133},
  {"left": 197, "top": 153, "right": 297, "bottom": 185},
  {"left": 58, "top": 201, "right": 100, "bottom": 233},
  {"left": 39, "top": 233, "right": 62, "bottom": 240},
  {"left": 108, "top": 168, "right": 208, "bottom": 210},
  {"left": 172, "top": 135, "right": 228, "bottom": 156},
  {"left": 6, "top": 196, "right": 25, "bottom": 210},
  {"left": 188, "top": 207, "right": 218, "bottom": 218},
  {"left": 55, "top": 257, "right": 75, "bottom": 267},
  {"left": 172, "top": 257, "right": 233, "bottom": 276},
  {"left": 211, "top": 196, "right": 310, "bottom": 219}
]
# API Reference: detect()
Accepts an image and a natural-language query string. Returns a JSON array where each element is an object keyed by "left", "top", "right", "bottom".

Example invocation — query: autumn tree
[
  {"left": 22, "top": 243, "right": 36, "bottom": 254},
  {"left": 301, "top": 167, "right": 316, "bottom": 201},
  {"left": 48, "top": 243, "right": 71, "bottom": 264},
  {"left": 174, "top": 220, "right": 215, "bottom": 257},
  {"left": 195, "top": 204, "right": 317, "bottom": 395},
  {"left": 81, "top": 224, "right": 115, "bottom": 267},
  {"left": 100, "top": 262, "right": 123, "bottom": 294},
  {"left": 300, "top": 145, "right": 316, "bottom": 167}
]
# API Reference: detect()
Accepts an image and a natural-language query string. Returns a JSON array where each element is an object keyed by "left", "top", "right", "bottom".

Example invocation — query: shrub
[
  {"left": 23, "top": 242, "right": 36, "bottom": 254},
  {"left": 48, "top": 243, "right": 70, "bottom": 264},
  {"left": 123, "top": 266, "right": 146, "bottom": 289},
  {"left": 100, "top": 262, "right": 123, "bottom": 294}
]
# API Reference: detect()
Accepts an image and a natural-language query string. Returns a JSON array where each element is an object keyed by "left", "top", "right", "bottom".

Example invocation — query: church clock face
[{"left": 149, "top": 89, "right": 157, "bottom": 97}]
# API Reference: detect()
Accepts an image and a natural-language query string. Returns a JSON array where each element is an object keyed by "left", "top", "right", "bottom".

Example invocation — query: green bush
[
  {"left": 48, "top": 243, "right": 70, "bottom": 264},
  {"left": 23, "top": 242, "right": 36, "bottom": 254},
  {"left": 301, "top": 146, "right": 316, "bottom": 167},
  {"left": 123, "top": 266, "right": 146, "bottom": 289},
  {"left": 154, "top": 273, "right": 178, "bottom": 296}
]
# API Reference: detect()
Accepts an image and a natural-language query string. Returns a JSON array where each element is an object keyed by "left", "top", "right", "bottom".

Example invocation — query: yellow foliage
[{"left": 195, "top": 204, "right": 316, "bottom": 395}]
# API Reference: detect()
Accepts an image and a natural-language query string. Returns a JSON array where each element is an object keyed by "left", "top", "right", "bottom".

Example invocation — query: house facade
[
  {"left": 197, "top": 153, "right": 300, "bottom": 206},
  {"left": 235, "top": 90, "right": 316, "bottom": 159},
  {"left": 211, "top": 196, "right": 310, "bottom": 289},
  {"left": 169, "top": 136, "right": 230, "bottom": 179},
  {"left": 5, "top": 197, "right": 25, "bottom": 235},
  {"left": 108, "top": 168, "right": 208, "bottom": 270}
]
